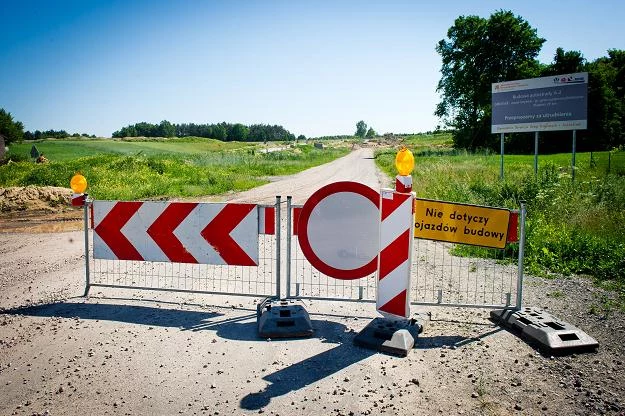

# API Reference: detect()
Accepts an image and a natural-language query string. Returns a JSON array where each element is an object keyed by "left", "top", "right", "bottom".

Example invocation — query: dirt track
[{"left": 1, "top": 148, "right": 624, "bottom": 416}]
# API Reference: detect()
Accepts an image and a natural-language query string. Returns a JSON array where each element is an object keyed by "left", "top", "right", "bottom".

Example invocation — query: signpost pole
[
  {"left": 516, "top": 201, "right": 526, "bottom": 310},
  {"left": 286, "top": 196, "right": 292, "bottom": 299},
  {"left": 572, "top": 130, "right": 577, "bottom": 182},
  {"left": 534, "top": 132, "right": 539, "bottom": 176},
  {"left": 500, "top": 133, "right": 504, "bottom": 180},
  {"left": 275, "top": 196, "right": 281, "bottom": 299},
  {"left": 83, "top": 198, "right": 91, "bottom": 297}
]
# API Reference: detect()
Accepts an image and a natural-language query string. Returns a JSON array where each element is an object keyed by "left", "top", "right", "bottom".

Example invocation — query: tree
[
  {"left": 584, "top": 49, "right": 625, "bottom": 150},
  {"left": 212, "top": 124, "right": 227, "bottom": 141},
  {"left": 355, "top": 120, "right": 367, "bottom": 138},
  {"left": 296, "top": 134, "right": 306, "bottom": 143},
  {"left": 543, "top": 47, "right": 585, "bottom": 76},
  {"left": 366, "top": 127, "right": 376, "bottom": 138},
  {"left": 158, "top": 120, "right": 176, "bottom": 137},
  {"left": 229, "top": 123, "right": 249, "bottom": 142},
  {"left": 435, "top": 10, "right": 545, "bottom": 149},
  {"left": 0, "top": 108, "right": 24, "bottom": 144}
]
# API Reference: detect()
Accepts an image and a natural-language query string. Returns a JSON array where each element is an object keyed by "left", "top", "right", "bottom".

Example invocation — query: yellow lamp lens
[
  {"left": 70, "top": 174, "right": 88, "bottom": 194},
  {"left": 395, "top": 148, "right": 414, "bottom": 176}
]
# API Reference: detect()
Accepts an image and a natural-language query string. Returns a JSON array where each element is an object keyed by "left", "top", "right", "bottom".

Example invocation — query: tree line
[
  {"left": 436, "top": 10, "right": 625, "bottom": 152},
  {"left": 112, "top": 121, "right": 297, "bottom": 142},
  {"left": 1, "top": 109, "right": 97, "bottom": 144},
  {"left": 23, "top": 130, "right": 97, "bottom": 140}
]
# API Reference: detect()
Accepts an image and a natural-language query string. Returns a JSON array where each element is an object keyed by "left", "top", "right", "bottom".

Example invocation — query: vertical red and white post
[
  {"left": 376, "top": 188, "right": 415, "bottom": 319},
  {"left": 376, "top": 147, "right": 415, "bottom": 318}
]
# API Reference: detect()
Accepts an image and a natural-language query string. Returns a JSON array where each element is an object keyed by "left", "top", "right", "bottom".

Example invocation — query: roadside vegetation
[
  {"left": 0, "top": 138, "right": 349, "bottom": 200},
  {"left": 376, "top": 133, "right": 625, "bottom": 305}
]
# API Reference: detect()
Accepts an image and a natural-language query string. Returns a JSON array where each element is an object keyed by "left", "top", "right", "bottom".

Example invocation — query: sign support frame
[
  {"left": 500, "top": 133, "right": 504, "bottom": 180},
  {"left": 572, "top": 130, "right": 577, "bottom": 182},
  {"left": 534, "top": 132, "right": 539, "bottom": 176}
]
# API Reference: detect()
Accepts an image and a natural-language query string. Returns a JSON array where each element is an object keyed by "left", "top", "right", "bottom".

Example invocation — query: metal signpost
[{"left": 492, "top": 72, "right": 588, "bottom": 180}]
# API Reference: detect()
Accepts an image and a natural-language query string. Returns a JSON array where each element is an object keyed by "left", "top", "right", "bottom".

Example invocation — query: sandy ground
[{"left": 1, "top": 148, "right": 624, "bottom": 416}]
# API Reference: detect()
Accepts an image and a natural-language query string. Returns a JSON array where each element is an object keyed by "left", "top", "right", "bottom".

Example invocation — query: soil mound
[{"left": 0, "top": 186, "right": 73, "bottom": 212}]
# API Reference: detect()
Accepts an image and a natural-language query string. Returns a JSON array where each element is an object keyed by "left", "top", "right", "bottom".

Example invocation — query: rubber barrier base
[
  {"left": 257, "top": 298, "right": 313, "bottom": 338},
  {"left": 491, "top": 307, "right": 599, "bottom": 354},
  {"left": 353, "top": 317, "right": 423, "bottom": 357}
]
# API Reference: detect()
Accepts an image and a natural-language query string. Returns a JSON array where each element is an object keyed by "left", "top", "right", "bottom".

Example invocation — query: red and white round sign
[{"left": 298, "top": 181, "right": 379, "bottom": 280}]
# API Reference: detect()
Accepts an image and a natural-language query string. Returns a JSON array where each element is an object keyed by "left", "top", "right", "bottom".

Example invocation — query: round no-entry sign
[{"left": 298, "top": 181, "right": 379, "bottom": 280}]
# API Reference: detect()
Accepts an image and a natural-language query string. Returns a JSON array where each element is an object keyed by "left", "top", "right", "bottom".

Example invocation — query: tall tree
[
  {"left": 229, "top": 123, "right": 249, "bottom": 142},
  {"left": 366, "top": 127, "right": 376, "bottom": 138},
  {"left": 355, "top": 120, "right": 367, "bottom": 138},
  {"left": 584, "top": 49, "right": 625, "bottom": 149},
  {"left": 158, "top": 120, "right": 176, "bottom": 137},
  {"left": 0, "top": 108, "right": 24, "bottom": 144},
  {"left": 435, "top": 10, "right": 545, "bottom": 149},
  {"left": 542, "top": 47, "right": 585, "bottom": 76}
]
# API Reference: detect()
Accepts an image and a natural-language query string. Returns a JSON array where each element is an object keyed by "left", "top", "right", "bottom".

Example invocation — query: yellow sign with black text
[{"left": 414, "top": 199, "right": 511, "bottom": 249}]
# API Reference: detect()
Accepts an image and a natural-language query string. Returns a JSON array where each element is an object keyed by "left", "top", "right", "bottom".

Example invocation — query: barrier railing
[
  {"left": 84, "top": 197, "right": 281, "bottom": 299},
  {"left": 81, "top": 193, "right": 525, "bottom": 311},
  {"left": 286, "top": 197, "right": 526, "bottom": 309}
]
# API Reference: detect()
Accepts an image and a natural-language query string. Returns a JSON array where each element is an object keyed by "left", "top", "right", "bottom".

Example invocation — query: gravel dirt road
[{"left": 1, "top": 147, "right": 624, "bottom": 416}]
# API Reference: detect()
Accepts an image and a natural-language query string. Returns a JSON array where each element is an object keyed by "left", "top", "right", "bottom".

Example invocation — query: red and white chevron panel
[
  {"left": 376, "top": 189, "right": 415, "bottom": 319},
  {"left": 92, "top": 201, "right": 259, "bottom": 266}
]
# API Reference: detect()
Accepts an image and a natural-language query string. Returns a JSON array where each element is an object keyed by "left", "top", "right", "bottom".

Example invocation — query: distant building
[{"left": 0, "top": 134, "right": 6, "bottom": 160}]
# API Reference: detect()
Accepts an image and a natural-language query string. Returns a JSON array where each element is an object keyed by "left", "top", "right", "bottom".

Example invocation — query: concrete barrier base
[
  {"left": 354, "top": 316, "right": 424, "bottom": 357},
  {"left": 257, "top": 298, "right": 313, "bottom": 338},
  {"left": 491, "top": 307, "right": 599, "bottom": 354}
]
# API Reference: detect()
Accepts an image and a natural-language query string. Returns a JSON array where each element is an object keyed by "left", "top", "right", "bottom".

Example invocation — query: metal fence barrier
[
  {"left": 84, "top": 197, "right": 281, "bottom": 299},
  {"left": 286, "top": 197, "right": 377, "bottom": 303},
  {"left": 411, "top": 239, "right": 519, "bottom": 308},
  {"left": 81, "top": 194, "right": 526, "bottom": 310},
  {"left": 286, "top": 196, "right": 526, "bottom": 309}
]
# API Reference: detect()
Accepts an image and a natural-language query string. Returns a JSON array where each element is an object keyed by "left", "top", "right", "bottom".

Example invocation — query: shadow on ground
[
  {"left": 2, "top": 300, "right": 351, "bottom": 344},
  {"left": 240, "top": 318, "right": 375, "bottom": 410},
  {"left": 5, "top": 300, "right": 505, "bottom": 410}
]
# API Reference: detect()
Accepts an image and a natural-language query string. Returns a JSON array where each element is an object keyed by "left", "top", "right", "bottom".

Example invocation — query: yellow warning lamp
[
  {"left": 70, "top": 174, "right": 88, "bottom": 194},
  {"left": 395, "top": 147, "right": 414, "bottom": 176}
]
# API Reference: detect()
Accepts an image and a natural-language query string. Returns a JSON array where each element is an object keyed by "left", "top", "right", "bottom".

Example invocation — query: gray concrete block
[
  {"left": 257, "top": 299, "right": 313, "bottom": 338},
  {"left": 353, "top": 317, "right": 423, "bottom": 357},
  {"left": 491, "top": 307, "right": 598, "bottom": 353}
]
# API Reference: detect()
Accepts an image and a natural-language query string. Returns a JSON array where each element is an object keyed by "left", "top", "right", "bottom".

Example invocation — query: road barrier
[
  {"left": 80, "top": 192, "right": 525, "bottom": 310},
  {"left": 286, "top": 196, "right": 526, "bottom": 309},
  {"left": 83, "top": 197, "right": 281, "bottom": 299}
]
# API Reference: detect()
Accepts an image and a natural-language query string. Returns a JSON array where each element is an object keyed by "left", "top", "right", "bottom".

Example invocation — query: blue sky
[{"left": 1, "top": 0, "right": 623, "bottom": 138}]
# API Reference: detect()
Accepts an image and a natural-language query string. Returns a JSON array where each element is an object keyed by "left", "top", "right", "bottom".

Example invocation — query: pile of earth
[
  {"left": 0, "top": 186, "right": 73, "bottom": 213},
  {"left": 0, "top": 187, "right": 82, "bottom": 233}
]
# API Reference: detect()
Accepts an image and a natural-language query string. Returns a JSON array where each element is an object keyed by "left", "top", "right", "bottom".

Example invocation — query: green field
[
  {"left": 1, "top": 138, "right": 350, "bottom": 200},
  {"left": 8, "top": 137, "right": 257, "bottom": 161},
  {"left": 377, "top": 133, "right": 625, "bottom": 309}
]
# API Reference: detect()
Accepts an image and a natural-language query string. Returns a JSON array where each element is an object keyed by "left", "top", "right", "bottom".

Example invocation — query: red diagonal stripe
[
  {"left": 264, "top": 207, "right": 275, "bottom": 235},
  {"left": 292, "top": 207, "right": 301, "bottom": 235},
  {"left": 507, "top": 211, "right": 518, "bottom": 243},
  {"left": 379, "top": 290, "right": 408, "bottom": 317},
  {"left": 379, "top": 229, "right": 410, "bottom": 279},
  {"left": 381, "top": 192, "right": 410, "bottom": 221},
  {"left": 94, "top": 202, "right": 144, "bottom": 261},
  {"left": 147, "top": 203, "right": 198, "bottom": 263},
  {"left": 201, "top": 204, "right": 257, "bottom": 266}
]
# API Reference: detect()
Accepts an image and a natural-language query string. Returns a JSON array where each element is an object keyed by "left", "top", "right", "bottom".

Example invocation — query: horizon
[{"left": 1, "top": 0, "right": 623, "bottom": 138}]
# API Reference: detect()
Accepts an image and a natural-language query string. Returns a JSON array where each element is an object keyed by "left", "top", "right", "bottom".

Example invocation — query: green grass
[
  {"left": 8, "top": 137, "right": 256, "bottom": 161},
  {"left": 376, "top": 136, "right": 625, "bottom": 302},
  {"left": 1, "top": 139, "right": 349, "bottom": 200}
]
